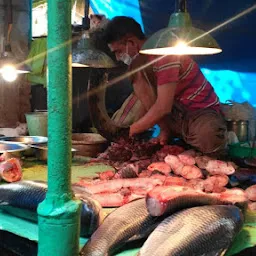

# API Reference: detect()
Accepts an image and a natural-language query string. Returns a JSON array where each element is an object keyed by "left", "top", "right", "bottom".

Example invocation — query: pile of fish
[
  {"left": 77, "top": 140, "right": 256, "bottom": 255},
  {"left": 0, "top": 181, "right": 104, "bottom": 237},
  {"left": 137, "top": 205, "right": 244, "bottom": 256},
  {"left": 75, "top": 148, "right": 256, "bottom": 209},
  {"left": 80, "top": 199, "right": 244, "bottom": 256},
  {"left": 0, "top": 134, "right": 254, "bottom": 255},
  {"left": 0, "top": 181, "right": 246, "bottom": 255}
]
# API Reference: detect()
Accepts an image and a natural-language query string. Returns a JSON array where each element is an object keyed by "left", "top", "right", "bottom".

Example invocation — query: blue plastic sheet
[
  {"left": 90, "top": 0, "right": 144, "bottom": 31},
  {"left": 202, "top": 69, "right": 256, "bottom": 107}
]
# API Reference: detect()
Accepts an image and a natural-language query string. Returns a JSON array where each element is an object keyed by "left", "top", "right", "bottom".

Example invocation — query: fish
[
  {"left": 138, "top": 205, "right": 244, "bottom": 256},
  {"left": 186, "top": 178, "right": 205, "bottom": 191},
  {"left": 85, "top": 191, "right": 144, "bottom": 207},
  {"left": 205, "top": 160, "right": 236, "bottom": 175},
  {"left": 245, "top": 184, "right": 256, "bottom": 201},
  {"left": 178, "top": 150, "right": 196, "bottom": 165},
  {"left": 146, "top": 186, "right": 223, "bottom": 216},
  {"left": 164, "top": 155, "right": 184, "bottom": 175},
  {"left": 96, "top": 170, "right": 116, "bottom": 180},
  {"left": 0, "top": 158, "right": 22, "bottom": 182},
  {"left": 115, "top": 164, "right": 139, "bottom": 179},
  {"left": 203, "top": 174, "right": 229, "bottom": 193},
  {"left": 164, "top": 176, "right": 187, "bottom": 185},
  {"left": 248, "top": 201, "right": 256, "bottom": 211},
  {"left": 218, "top": 188, "right": 248, "bottom": 209},
  {"left": 147, "top": 162, "right": 172, "bottom": 175},
  {"left": 147, "top": 185, "right": 249, "bottom": 217},
  {"left": 180, "top": 165, "right": 203, "bottom": 179},
  {"left": 80, "top": 199, "right": 163, "bottom": 256},
  {"left": 195, "top": 155, "right": 213, "bottom": 169},
  {"left": 0, "top": 180, "right": 104, "bottom": 237},
  {"left": 75, "top": 177, "right": 163, "bottom": 194}
]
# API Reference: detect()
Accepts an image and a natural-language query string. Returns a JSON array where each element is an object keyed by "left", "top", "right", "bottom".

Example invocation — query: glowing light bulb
[
  {"left": 175, "top": 41, "right": 188, "bottom": 48},
  {"left": 174, "top": 41, "right": 189, "bottom": 54},
  {"left": 0, "top": 65, "right": 18, "bottom": 82}
]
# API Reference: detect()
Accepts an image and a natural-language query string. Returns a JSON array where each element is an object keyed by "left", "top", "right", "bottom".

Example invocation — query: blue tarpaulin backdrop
[{"left": 90, "top": 0, "right": 256, "bottom": 106}]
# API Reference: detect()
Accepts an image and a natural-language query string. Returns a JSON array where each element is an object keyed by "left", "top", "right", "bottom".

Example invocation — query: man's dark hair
[
  {"left": 89, "top": 28, "right": 115, "bottom": 60},
  {"left": 104, "top": 16, "right": 145, "bottom": 44}
]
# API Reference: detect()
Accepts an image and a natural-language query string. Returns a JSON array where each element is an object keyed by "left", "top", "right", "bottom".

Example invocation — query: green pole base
[{"left": 38, "top": 198, "right": 82, "bottom": 256}]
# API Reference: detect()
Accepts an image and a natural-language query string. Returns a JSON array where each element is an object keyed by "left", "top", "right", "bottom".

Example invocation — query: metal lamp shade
[
  {"left": 72, "top": 34, "right": 116, "bottom": 68},
  {"left": 140, "top": 12, "right": 222, "bottom": 55}
]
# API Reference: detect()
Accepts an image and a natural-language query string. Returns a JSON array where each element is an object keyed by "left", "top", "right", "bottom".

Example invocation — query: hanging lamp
[
  {"left": 0, "top": 0, "right": 30, "bottom": 82},
  {"left": 72, "top": 0, "right": 116, "bottom": 68},
  {"left": 72, "top": 31, "right": 116, "bottom": 68},
  {"left": 140, "top": 0, "right": 222, "bottom": 55}
]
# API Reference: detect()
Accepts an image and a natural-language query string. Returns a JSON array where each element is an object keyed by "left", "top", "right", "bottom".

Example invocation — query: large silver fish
[
  {"left": 80, "top": 198, "right": 163, "bottom": 256},
  {"left": 0, "top": 180, "right": 103, "bottom": 237},
  {"left": 138, "top": 205, "right": 244, "bottom": 256},
  {"left": 146, "top": 186, "right": 223, "bottom": 216}
]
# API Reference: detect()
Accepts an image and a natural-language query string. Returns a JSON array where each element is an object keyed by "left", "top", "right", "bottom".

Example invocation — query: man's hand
[{"left": 129, "top": 122, "right": 143, "bottom": 137}]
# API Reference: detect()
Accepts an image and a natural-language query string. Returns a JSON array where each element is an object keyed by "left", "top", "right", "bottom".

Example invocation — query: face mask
[
  {"left": 120, "top": 43, "right": 133, "bottom": 65},
  {"left": 120, "top": 53, "right": 133, "bottom": 65}
]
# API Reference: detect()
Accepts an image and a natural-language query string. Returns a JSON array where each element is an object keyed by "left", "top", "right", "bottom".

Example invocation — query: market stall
[{"left": 1, "top": 0, "right": 256, "bottom": 255}]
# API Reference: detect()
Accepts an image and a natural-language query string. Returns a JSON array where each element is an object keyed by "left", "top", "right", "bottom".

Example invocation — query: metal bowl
[
  {"left": 0, "top": 141, "right": 29, "bottom": 158},
  {"left": 72, "top": 133, "right": 108, "bottom": 157},
  {"left": 0, "top": 136, "right": 48, "bottom": 157},
  {"left": 30, "top": 144, "right": 77, "bottom": 161},
  {"left": 0, "top": 136, "right": 48, "bottom": 145}
]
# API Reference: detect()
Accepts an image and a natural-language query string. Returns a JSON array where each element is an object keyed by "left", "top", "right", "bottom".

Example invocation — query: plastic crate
[{"left": 228, "top": 142, "right": 256, "bottom": 158}]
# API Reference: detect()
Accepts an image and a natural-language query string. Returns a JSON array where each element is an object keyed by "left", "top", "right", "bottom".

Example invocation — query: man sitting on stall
[{"left": 103, "top": 16, "right": 227, "bottom": 155}]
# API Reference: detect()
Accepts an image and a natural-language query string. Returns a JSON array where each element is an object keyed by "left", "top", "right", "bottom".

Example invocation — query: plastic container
[
  {"left": 226, "top": 120, "right": 249, "bottom": 142},
  {"left": 25, "top": 112, "right": 48, "bottom": 137},
  {"left": 228, "top": 142, "right": 256, "bottom": 158}
]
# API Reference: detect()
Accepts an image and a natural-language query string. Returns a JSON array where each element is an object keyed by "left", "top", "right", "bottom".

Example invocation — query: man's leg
[{"left": 182, "top": 109, "right": 227, "bottom": 155}]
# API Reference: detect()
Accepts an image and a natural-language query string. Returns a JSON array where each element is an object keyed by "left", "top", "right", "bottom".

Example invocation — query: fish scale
[
  {"left": 138, "top": 205, "right": 243, "bottom": 256},
  {"left": 0, "top": 180, "right": 46, "bottom": 210},
  {"left": 80, "top": 199, "right": 162, "bottom": 256}
]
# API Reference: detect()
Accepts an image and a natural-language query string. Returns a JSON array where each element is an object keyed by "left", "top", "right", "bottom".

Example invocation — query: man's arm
[
  {"left": 136, "top": 104, "right": 147, "bottom": 121},
  {"left": 130, "top": 82, "right": 177, "bottom": 135}
]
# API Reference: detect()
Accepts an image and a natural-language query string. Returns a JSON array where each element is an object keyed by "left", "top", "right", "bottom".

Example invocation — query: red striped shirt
[{"left": 150, "top": 55, "right": 220, "bottom": 111}]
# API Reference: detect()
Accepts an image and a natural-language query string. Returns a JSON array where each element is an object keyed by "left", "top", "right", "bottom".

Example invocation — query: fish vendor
[{"left": 103, "top": 16, "right": 227, "bottom": 156}]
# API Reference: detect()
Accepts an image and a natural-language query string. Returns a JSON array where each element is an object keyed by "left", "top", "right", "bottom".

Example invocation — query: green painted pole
[{"left": 37, "top": 1, "right": 81, "bottom": 256}]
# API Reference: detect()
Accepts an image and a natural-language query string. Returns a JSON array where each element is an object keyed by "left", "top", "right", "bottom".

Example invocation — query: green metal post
[{"left": 37, "top": 1, "right": 81, "bottom": 256}]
